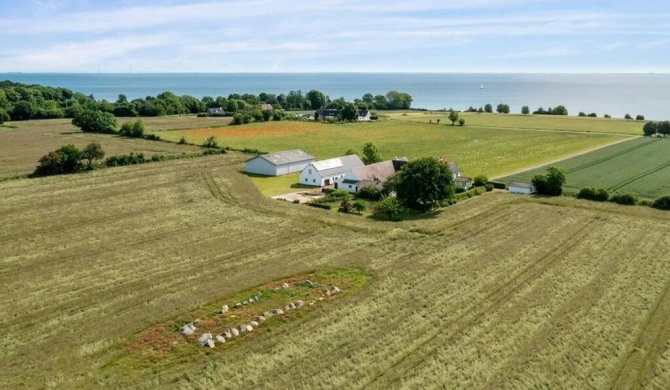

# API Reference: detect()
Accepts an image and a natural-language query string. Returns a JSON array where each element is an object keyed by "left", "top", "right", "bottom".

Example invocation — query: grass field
[
  {"left": 2, "top": 153, "right": 670, "bottom": 389},
  {"left": 158, "top": 119, "right": 629, "bottom": 180},
  {"left": 386, "top": 111, "right": 645, "bottom": 136},
  {"left": 500, "top": 137, "right": 670, "bottom": 199},
  {"left": 0, "top": 118, "right": 207, "bottom": 178}
]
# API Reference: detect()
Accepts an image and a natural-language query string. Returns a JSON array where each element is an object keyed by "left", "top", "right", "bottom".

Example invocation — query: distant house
[
  {"left": 316, "top": 109, "right": 339, "bottom": 121},
  {"left": 244, "top": 149, "right": 315, "bottom": 176},
  {"left": 336, "top": 158, "right": 408, "bottom": 193},
  {"left": 454, "top": 176, "right": 473, "bottom": 189},
  {"left": 358, "top": 110, "right": 371, "bottom": 121},
  {"left": 446, "top": 161, "right": 461, "bottom": 179},
  {"left": 207, "top": 107, "right": 225, "bottom": 116},
  {"left": 260, "top": 104, "right": 273, "bottom": 111},
  {"left": 508, "top": 182, "right": 536, "bottom": 194},
  {"left": 300, "top": 155, "right": 364, "bottom": 187}
]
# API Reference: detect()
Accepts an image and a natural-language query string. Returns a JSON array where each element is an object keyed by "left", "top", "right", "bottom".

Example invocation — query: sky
[{"left": 0, "top": 0, "right": 669, "bottom": 73}]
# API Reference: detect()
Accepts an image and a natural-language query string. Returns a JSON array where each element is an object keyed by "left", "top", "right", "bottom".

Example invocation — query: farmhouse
[
  {"left": 207, "top": 107, "right": 225, "bottom": 116},
  {"left": 454, "top": 176, "right": 473, "bottom": 189},
  {"left": 316, "top": 109, "right": 339, "bottom": 120},
  {"left": 358, "top": 110, "right": 371, "bottom": 121},
  {"left": 508, "top": 182, "right": 536, "bottom": 194},
  {"left": 300, "top": 155, "right": 364, "bottom": 187},
  {"left": 260, "top": 104, "right": 273, "bottom": 111},
  {"left": 244, "top": 149, "right": 315, "bottom": 176},
  {"left": 337, "top": 158, "right": 408, "bottom": 193}
]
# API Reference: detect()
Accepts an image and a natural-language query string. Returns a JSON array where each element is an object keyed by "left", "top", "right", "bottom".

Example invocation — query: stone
[
  {"left": 206, "top": 339, "right": 215, "bottom": 348},
  {"left": 332, "top": 286, "right": 341, "bottom": 294},
  {"left": 325, "top": 289, "right": 332, "bottom": 296},
  {"left": 181, "top": 323, "right": 196, "bottom": 336},
  {"left": 239, "top": 325, "right": 247, "bottom": 333},
  {"left": 304, "top": 280, "right": 314, "bottom": 287},
  {"left": 251, "top": 321, "right": 259, "bottom": 327},
  {"left": 284, "top": 305, "right": 291, "bottom": 311},
  {"left": 295, "top": 300, "right": 304, "bottom": 307},
  {"left": 318, "top": 297, "right": 325, "bottom": 302},
  {"left": 309, "top": 302, "right": 315, "bottom": 306},
  {"left": 288, "top": 302, "right": 296, "bottom": 310},
  {"left": 242, "top": 300, "right": 249, "bottom": 305},
  {"left": 274, "top": 308, "right": 284, "bottom": 315},
  {"left": 221, "top": 304, "right": 229, "bottom": 314},
  {"left": 224, "top": 330, "right": 232, "bottom": 338},
  {"left": 257, "top": 315, "right": 266, "bottom": 322},
  {"left": 282, "top": 282, "right": 289, "bottom": 289},
  {"left": 263, "top": 311, "right": 271, "bottom": 318},
  {"left": 245, "top": 324, "right": 254, "bottom": 332},
  {"left": 198, "top": 333, "right": 213, "bottom": 346},
  {"left": 234, "top": 302, "right": 242, "bottom": 308},
  {"left": 216, "top": 335, "right": 226, "bottom": 344},
  {"left": 231, "top": 328, "right": 240, "bottom": 336}
]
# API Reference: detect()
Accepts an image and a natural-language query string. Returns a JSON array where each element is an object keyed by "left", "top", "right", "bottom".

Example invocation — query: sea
[{"left": 2, "top": 73, "right": 669, "bottom": 120}]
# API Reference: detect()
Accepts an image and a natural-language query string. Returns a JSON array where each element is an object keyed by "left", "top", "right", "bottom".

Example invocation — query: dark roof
[
  {"left": 207, "top": 107, "right": 224, "bottom": 114},
  {"left": 508, "top": 181, "right": 533, "bottom": 189},
  {"left": 316, "top": 109, "right": 339, "bottom": 117},
  {"left": 358, "top": 110, "right": 369, "bottom": 116},
  {"left": 245, "top": 149, "right": 315, "bottom": 165}
]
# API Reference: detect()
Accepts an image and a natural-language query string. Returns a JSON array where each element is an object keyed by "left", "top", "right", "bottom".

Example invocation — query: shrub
[
  {"left": 636, "top": 115, "right": 645, "bottom": 121},
  {"left": 488, "top": 181, "right": 507, "bottom": 190},
  {"left": 105, "top": 152, "right": 146, "bottom": 167},
  {"left": 609, "top": 192, "right": 638, "bottom": 205},
  {"left": 306, "top": 202, "right": 332, "bottom": 210},
  {"left": 72, "top": 110, "right": 117, "bottom": 134},
  {"left": 178, "top": 136, "right": 187, "bottom": 144},
  {"left": 355, "top": 185, "right": 384, "bottom": 201},
  {"left": 370, "top": 112, "right": 379, "bottom": 120},
  {"left": 203, "top": 136, "right": 219, "bottom": 148},
  {"left": 652, "top": 195, "right": 670, "bottom": 210},
  {"left": 34, "top": 144, "right": 83, "bottom": 176},
  {"left": 338, "top": 199, "right": 353, "bottom": 213},
  {"left": 455, "top": 186, "right": 466, "bottom": 194},
  {"left": 0, "top": 108, "right": 9, "bottom": 124},
  {"left": 473, "top": 175, "right": 488, "bottom": 187},
  {"left": 455, "top": 186, "right": 486, "bottom": 201},
  {"left": 458, "top": 118, "right": 465, "bottom": 126},
  {"left": 119, "top": 119, "right": 145, "bottom": 138},
  {"left": 484, "top": 183, "right": 494, "bottom": 192},
  {"left": 352, "top": 199, "right": 366, "bottom": 213},
  {"left": 577, "top": 187, "right": 609, "bottom": 202},
  {"left": 143, "top": 134, "right": 161, "bottom": 141},
  {"left": 196, "top": 113, "right": 207, "bottom": 117},
  {"left": 625, "top": 114, "right": 633, "bottom": 120},
  {"left": 326, "top": 189, "right": 351, "bottom": 202},
  {"left": 374, "top": 196, "right": 404, "bottom": 221}
]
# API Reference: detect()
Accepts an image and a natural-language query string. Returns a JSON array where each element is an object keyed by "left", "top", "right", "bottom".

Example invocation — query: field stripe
[
  {"left": 565, "top": 138, "right": 658, "bottom": 174},
  {"left": 607, "top": 159, "right": 670, "bottom": 192}
]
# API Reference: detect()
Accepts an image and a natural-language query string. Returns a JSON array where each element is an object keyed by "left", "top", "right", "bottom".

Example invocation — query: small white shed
[
  {"left": 508, "top": 181, "right": 535, "bottom": 194},
  {"left": 244, "top": 149, "right": 315, "bottom": 176},
  {"left": 300, "top": 155, "right": 364, "bottom": 187}
]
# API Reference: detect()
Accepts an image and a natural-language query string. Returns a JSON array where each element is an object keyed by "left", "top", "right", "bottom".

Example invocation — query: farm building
[
  {"left": 207, "top": 107, "right": 225, "bottom": 116},
  {"left": 244, "top": 149, "right": 315, "bottom": 176},
  {"left": 454, "top": 176, "right": 473, "bottom": 189},
  {"left": 300, "top": 155, "right": 364, "bottom": 187},
  {"left": 315, "top": 109, "right": 371, "bottom": 121},
  {"left": 508, "top": 182, "right": 536, "bottom": 194},
  {"left": 336, "top": 158, "right": 408, "bottom": 193},
  {"left": 358, "top": 110, "right": 371, "bottom": 121},
  {"left": 260, "top": 104, "right": 273, "bottom": 111}
]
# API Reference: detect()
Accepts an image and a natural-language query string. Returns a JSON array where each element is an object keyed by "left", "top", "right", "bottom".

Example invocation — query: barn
[
  {"left": 299, "top": 155, "right": 364, "bottom": 187},
  {"left": 508, "top": 182, "right": 536, "bottom": 194},
  {"left": 244, "top": 149, "right": 315, "bottom": 176}
]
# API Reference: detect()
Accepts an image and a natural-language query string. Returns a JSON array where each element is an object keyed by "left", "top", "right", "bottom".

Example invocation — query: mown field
[
  {"left": 2, "top": 153, "right": 670, "bottom": 389},
  {"left": 0, "top": 117, "right": 211, "bottom": 178},
  {"left": 156, "top": 118, "right": 629, "bottom": 180},
  {"left": 501, "top": 137, "right": 670, "bottom": 199},
  {"left": 386, "top": 111, "right": 645, "bottom": 136}
]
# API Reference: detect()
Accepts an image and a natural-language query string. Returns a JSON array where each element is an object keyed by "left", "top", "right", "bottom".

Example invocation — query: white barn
[
  {"left": 244, "top": 149, "right": 315, "bottom": 176},
  {"left": 508, "top": 181, "right": 536, "bottom": 194},
  {"left": 300, "top": 155, "right": 364, "bottom": 187},
  {"left": 336, "top": 158, "right": 408, "bottom": 194}
]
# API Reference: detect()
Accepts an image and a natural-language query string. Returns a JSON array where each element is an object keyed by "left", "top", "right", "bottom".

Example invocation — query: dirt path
[{"left": 491, "top": 136, "right": 638, "bottom": 180}]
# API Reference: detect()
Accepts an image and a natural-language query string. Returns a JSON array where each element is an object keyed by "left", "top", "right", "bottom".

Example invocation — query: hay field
[
  {"left": 387, "top": 111, "right": 644, "bottom": 136},
  {"left": 501, "top": 137, "right": 670, "bottom": 199},
  {"left": 2, "top": 153, "right": 670, "bottom": 389},
  {"left": 0, "top": 119, "right": 204, "bottom": 178},
  {"left": 163, "top": 120, "right": 628, "bottom": 178}
]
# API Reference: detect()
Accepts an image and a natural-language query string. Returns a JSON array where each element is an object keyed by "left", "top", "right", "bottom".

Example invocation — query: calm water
[{"left": 2, "top": 73, "right": 669, "bottom": 120}]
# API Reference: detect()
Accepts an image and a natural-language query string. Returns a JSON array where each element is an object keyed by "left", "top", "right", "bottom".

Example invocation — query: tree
[
  {"left": 0, "top": 108, "right": 9, "bottom": 124},
  {"left": 496, "top": 103, "right": 510, "bottom": 114},
  {"left": 362, "top": 142, "right": 383, "bottom": 165},
  {"left": 306, "top": 90, "right": 326, "bottom": 110},
  {"left": 532, "top": 166, "right": 566, "bottom": 196},
  {"left": 341, "top": 103, "right": 358, "bottom": 122},
  {"left": 119, "top": 119, "right": 145, "bottom": 138},
  {"left": 448, "top": 110, "right": 459, "bottom": 125},
  {"left": 458, "top": 118, "right": 465, "bottom": 126},
  {"left": 352, "top": 199, "right": 366, "bottom": 214},
  {"left": 624, "top": 113, "right": 632, "bottom": 120},
  {"left": 81, "top": 142, "right": 105, "bottom": 169},
  {"left": 652, "top": 195, "right": 670, "bottom": 210},
  {"left": 374, "top": 196, "right": 404, "bottom": 221},
  {"left": 657, "top": 121, "right": 670, "bottom": 137},
  {"left": 484, "top": 103, "right": 493, "bottom": 113},
  {"left": 551, "top": 105, "right": 568, "bottom": 115},
  {"left": 521, "top": 106, "right": 530, "bottom": 114},
  {"left": 391, "top": 157, "right": 455, "bottom": 212},
  {"left": 643, "top": 121, "right": 657, "bottom": 136},
  {"left": 203, "top": 136, "right": 219, "bottom": 148},
  {"left": 72, "top": 110, "right": 117, "bottom": 134},
  {"left": 34, "top": 144, "right": 83, "bottom": 176},
  {"left": 473, "top": 175, "right": 488, "bottom": 187},
  {"left": 636, "top": 114, "right": 645, "bottom": 121}
]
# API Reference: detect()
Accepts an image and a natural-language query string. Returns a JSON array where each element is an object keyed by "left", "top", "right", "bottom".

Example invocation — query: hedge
[{"left": 488, "top": 181, "right": 507, "bottom": 190}]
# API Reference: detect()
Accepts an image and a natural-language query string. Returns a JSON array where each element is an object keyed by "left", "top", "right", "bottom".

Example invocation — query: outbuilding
[
  {"left": 508, "top": 181, "right": 536, "bottom": 194},
  {"left": 244, "top": 149, "right": 315, "bottom": 176},
  {"left": 300, "top": 155, "right": 364, "bottom": 187},
  {"left": 337, "top": 158, "right": 408, "bottom": 193}
]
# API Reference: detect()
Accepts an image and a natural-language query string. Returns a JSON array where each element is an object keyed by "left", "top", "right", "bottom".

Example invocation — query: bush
[
  {"left": 338, "top": 199, "right": 353, "bottom": 213},
  {"left": 72, "top": 110, "right": 117, "bottom": 134},
  {"left": 636, "top": 115, "right": 645, "bottom": 121},
  {"left": 484, "top": 183, "right": 494, "bottom": 192},
  {"left": 196, "top": 113, "right": 207, "bottom": 117},
  {"left": 355, "top": 185, "right": 384, "bottom": 201},
  {"left": 577, "top": 187, "right": 609, "bottom": 202},
  {"left": 203, "top": 136, "right": 219, "bottom": 148},
  {"left": 488, "top": 181, "right": 507, "bottom": 190},
  {"left": 609, "top": 192, "right": 638, "bottom": 205},
  {"left": 34, "top": 144, "right": 83, "bottom": 176},
  {"left": 652, "top": 195, "right": 670, "bottom": 210},
  {"left": 458, "top": 117, "right": 465, "bottom": 126},
  {"left": 143, "top": 133, "right": 161, "bottom": 141},
  {"left": 455, "top": 186, "right": 486, "bottom": 201},
  {"left": 105, "top": 152, "right": 146, "bottom": 167},
  {"left": 352, "top": 199, "right": 366, "bottom": 213},
  {"left": 119, "top": 119, "right": 145, "bottom": 138},
  {"left": 306, "top": 202, "right": 332, "bottom": 210},
  {"left": 473, "top": 175, "right": 488, "bottom": 187},
  {"left": 326, "top": 189, "right": 351, "bottom": 202},
  {"left": 374, "top": 196, "right": 404, "bottom": 221},
  {"left": 178, "top": 136, "right": 187, "bottom": 145},
  {"left": 0, "top": 108, "right": 9, "bottom": 124},
  {"left": 454, "top": 186, "right": 466, "bottom": 194}
]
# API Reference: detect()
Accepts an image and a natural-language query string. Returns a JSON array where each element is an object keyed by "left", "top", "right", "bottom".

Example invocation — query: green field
[
  {"left": 157, "top": 117, "right": 629, "bottom": 180},
  {"left": 501, "top": 137, "right": 670, "bottom": 199},
  {"left": 2, "top": 153, "right": 670, "bottom": 389}
]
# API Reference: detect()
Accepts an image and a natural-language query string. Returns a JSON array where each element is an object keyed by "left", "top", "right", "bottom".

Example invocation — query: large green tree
[
  {"left": 532, "top": 166, "right": 567, "bottom": 196},
  {"left": 448, "top": 110, "right": 459, "bottom": 125},
  {"left": 362, "top": 142, "right": 383, "bottom": 165},
  {"left": 341, "top": 103, "right": 358, "bottom": 122},
  {"left": 34, "top": 144, "right": 83, "bottom": 176},
  {"left": 72, "top": 110, "right": 117, "bottom": 134},
  {"left": 390, "top": 157, "right": 455, "bottom": 212},
  {"left": 306, "top": 90, "right": 326, "bottom": 110},
  {"left": 81, "top": 142, "right": 105, "bottom": 169}
]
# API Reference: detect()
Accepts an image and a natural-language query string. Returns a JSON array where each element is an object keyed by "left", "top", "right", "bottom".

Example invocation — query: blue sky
[{"left": 1, "top": 0, "right": 669, "bottom": 73}]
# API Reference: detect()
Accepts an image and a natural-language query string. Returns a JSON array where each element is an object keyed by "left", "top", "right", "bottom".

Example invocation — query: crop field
[
  {"left": 501, "top": 137, "right": 670, "bottom": 199},
  {"left": 386, "top": 111, "right": 645, "bottom": 136},
  {"left": 0, "top": 119, "right": 204, "bottom": 178},
  {"left": 2, "top": 153, "right": 670, "bottom": 389},
  {"left": 159, "top": 119, "right": 628, "bottom": 179}
]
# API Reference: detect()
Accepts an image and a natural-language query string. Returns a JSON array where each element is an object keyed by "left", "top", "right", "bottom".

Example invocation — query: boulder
[
  {"left": 274, "top": 308, "right": 284, "bottom": 315},
  {"left": 295, "top": 300, "right": 304, "bottom": 307},
  {"left": 325, "top": 289, "right": 332, "bottom": 296},
  {"left": 332, "top": 286, "right": 341, "bottom": 294},
  {"left": 216, "top": 335, "right": 226, "bottom": 344},
  {"left": 284, "top": 305, "right": 291, "bottom": 311},
  {"left": 288, "top": 302, "right": 296, "bottom": 310},
  {"left": 242, "top": 300, "right": 249, "bottom": 305},
  {"left": 257, "top": 315, "right": 266, "bottom": 322},
  {"left": 282, "top": 282, "right": 289, "bottom": 289},
  {"left": 263, "top": 311, "right": 272, "bottom": 318},
  {"left": 206, "top": 339, "right": 215, "bottom": 348},
  {"left": 245, "top": 324, "right": 254, "bottom": 332},
  {"left": 224, "top": 330, "right": 233, "bottom": 338},
  {"left": 180, "top": 323, "right": 196, "bottom": 336},
  {"left": 251, "top": 321, "right": 259, "bottom": 327},
  {"left": 231, "top": 328, "right": 240, "bottom": 336},
  {"left": 221, "top": 304, "right": 229, "bottom": 314},
  {"left": 239, "top": 325, "right": 247, "bottom": 333},
  {"left": 198, "top": 333, "right": 213, "bottom": 346},
  {"left": 234, "top": 302, "right": 242, "bottom": 308}
]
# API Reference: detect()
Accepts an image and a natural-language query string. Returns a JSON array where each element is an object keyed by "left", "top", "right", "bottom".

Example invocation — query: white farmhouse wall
[
  {"left": 245, "top": 157, "right": 278, "bottom": 176},
  {"left": 300, "top": 165, "right": 322, "bottom": 186},
  {"left": 508, "top": 185, "right": 535, "bottom": 195},
  {"left": 285, "top": 161, "right": 311, "bottom": 175}
]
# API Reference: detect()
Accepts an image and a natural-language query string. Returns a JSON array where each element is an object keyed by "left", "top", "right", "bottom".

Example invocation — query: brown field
[
  {"left": 2, "top": 153, "right": 670, "bottom": 389},
  {"left": 0, "top": 118, "right": 204, "bottom": 178}
]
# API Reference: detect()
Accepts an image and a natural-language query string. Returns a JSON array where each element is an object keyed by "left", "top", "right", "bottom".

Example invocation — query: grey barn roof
[
  {"left": 309, "top": 155, "right": 364, "bottom": 177},
  {"left": 350, "top": 158, "right": 408, "bottom": 182},
  {"left": 509, "top": 181, "right": 533, "bottom": 189},
  {"left": 246, "top": 149, "right": 315, "bottom": 166},
  {"left": 455, "top": 176, "right": 472, "bottom": 183},
  {"left": 447, "top": 162, "right": 460, "bottom": 175}
]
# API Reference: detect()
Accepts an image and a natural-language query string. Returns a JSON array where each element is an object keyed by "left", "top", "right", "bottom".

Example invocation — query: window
[
  {"left": 313, "top": 179, "right": 315, "bottom": 183},
  {"left": 305, "top": 178, "right": 308, "bottom": 182},
  {"left": 308, "top": 169, "right": 312, "bottom": 174},
  {"left": 348, "top": 184, "right": 352, "bottom": 188}
]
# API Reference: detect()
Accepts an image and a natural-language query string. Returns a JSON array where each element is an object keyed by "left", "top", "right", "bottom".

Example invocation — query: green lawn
[
  {"left": 247, "top": 173, "right": 316, "bottom": 196},
  {"left": 500, "top": 137, "right": 670, "bottom": 199},
  {"left": 387, "top": 111, "right": 645, "bottom": 136},
  {"left": 164, "top": 120, "right": 629, "bottom": 179}
]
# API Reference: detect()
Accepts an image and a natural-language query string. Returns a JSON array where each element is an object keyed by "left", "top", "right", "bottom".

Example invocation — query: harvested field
[
  {"left": 501, "top": 137, "right": 670, "bottom": 199},
  {"left": 1, "top": 153, "right": 670, "bottom": 389},
  {"left": 0, "top": 119, "right": 203, "bottom": 178}
]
